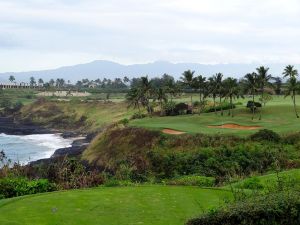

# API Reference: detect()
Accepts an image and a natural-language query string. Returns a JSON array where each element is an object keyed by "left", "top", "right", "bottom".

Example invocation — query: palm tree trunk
[
  {"left": 199, "top": 92, "right": 202, "bottom": 115},
  {"left": 293, "top": 91, "right": 299, "bottom": 118},
  {"left": 191, "top": 94, "right": 193, "bottom": 115},
  {"left": 231, "top": 97, "right": 234, "bottom": 117},
  {"left": 252, "top": 93, "right": 255, "bottom": 120},
  {"left": 259, "top": 89, "right": 263, "bottom": 120},
  {"left": 213, "top": 96, "right": 216, "bottom": 114},
  {"left": 220, "top": 96, "right": 223, "bottom": 116}
]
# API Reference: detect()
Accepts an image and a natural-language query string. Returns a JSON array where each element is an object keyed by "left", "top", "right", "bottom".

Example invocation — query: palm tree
[
  {"left": 193, "top": 75, "right": 206, "bottom": 114},
  {"left": 9, "top": 75, "right": 15, "bottom": 83},
  {"left": 283, "top": 65, "right": 298, "bottom": 79},
  {"left": 140, "top": 76, "right": 153, "bottom": 116},
  {"left": 181, "top": 70, "right": 195, "bottom": 114},
  {"left": 273, "top": 77, "right": 282, "bottom": 96},
  {"left": 208, "top": 76, "right": 218, "bottom": 114},
  {"left": 126, "top": 88, "right": 142, "bottom": 114},
  {"left": 223, "top": 78, "right": 241, "bottom": 117},
  {"left": 256, "top": 66, "right": 273, "bottom": 120},
  {"left": 215, "top": 73, "right": 224, "bottom": 115},
  {"left": 283, "top": 65, "right": 299, "bottom": 118},
  {"left": 154, "top": 87, "right": 168, "bottom": 116},
  {"left": 243, "top": 73, "right": 259, "bottom": 120}
]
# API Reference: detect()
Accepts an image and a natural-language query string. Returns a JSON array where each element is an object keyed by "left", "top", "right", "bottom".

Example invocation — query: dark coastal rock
[
  {"left": 0, "top": 117, "right": 51, "bottom": 135},
  {"left": 51, "top": 144, "right": 89, "bottom": 158},
  {"left": 30, "top": 137, "right": 90, "bottom": 166}
]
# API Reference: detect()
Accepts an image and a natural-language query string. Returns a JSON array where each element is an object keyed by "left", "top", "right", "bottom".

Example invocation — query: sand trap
[
  {"left": 208, "top": 123, "right": 261, "bottom": 130},
  {"left": 162, "top": 129, "right": 186, "bottom": 135}
]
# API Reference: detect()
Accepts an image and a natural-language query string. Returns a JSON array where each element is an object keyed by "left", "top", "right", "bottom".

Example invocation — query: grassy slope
[
  {"left": 226, "top": 169, "right": 300, "bottom": 189},
  {"left": 19, "top": 101, "right": 134, "bottom": 132},
  {"left": 130, "top": 96, "right": 300, "bottom": 136},
  {"left": 0, "top": 186, "right": 231, "bottom": 225}
]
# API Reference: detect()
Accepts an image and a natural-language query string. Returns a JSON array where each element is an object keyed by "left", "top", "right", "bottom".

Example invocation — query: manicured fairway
[
  {"left": 130, "top": 96, "right": 300, "bottom": 135},
  {"left": 0, "top": 186, "right": 231, "bottom": 225}
]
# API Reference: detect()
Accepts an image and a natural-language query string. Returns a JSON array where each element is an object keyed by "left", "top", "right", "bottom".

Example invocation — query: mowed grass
[
  {"left": 130, "top": 96, "right": 300, "bottom": 136},
  {"left": 0, "top": 186, "right": 231, "bottom": 225}
]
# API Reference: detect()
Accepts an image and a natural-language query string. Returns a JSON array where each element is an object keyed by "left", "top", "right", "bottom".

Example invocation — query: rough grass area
[
  {"left": 18, "top": 99, "right": 134, "bottom": 132},
  {"left": 0, "top": 186, "right": 231, "bottom": 225},
  {"left": 226, "top": 169, "right": 300, "bottom": 190}
]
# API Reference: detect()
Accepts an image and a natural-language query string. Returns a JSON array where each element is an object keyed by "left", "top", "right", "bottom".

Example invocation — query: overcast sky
[{"left": 0, "top": 0, "right": 300, "bottom": 72}]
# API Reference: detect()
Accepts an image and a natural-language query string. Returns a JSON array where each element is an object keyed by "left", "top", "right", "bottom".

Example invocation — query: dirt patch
[
  {"left": 162, "top": 128, "right": 186, "bottom": 135},
  {"left": 208, "top": 123, "right": 261, "bottom": 130}
]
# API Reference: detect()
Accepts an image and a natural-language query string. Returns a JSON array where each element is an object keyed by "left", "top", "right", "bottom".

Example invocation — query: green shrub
[
  {"left": 0, "top": 177, "right": 56, "bottom": 199},
  {"left": 250, "top": 129, "right": 281, "bottom": 143},
  {"left": 283, "top": 132, "right": 300, "bottom": 144},
  {"left": 131, "top": 112, "right": 146, "bottom": 120},
  {"left": 204, "top": 103, "right": 235, "bottom": 113},
  {"left": 235, "top": 176, "right": 264, "bottom": 190},
  {"left": 103, "top": 179, "right": 137, "bottom": 187},
  {"left": 166, "top": 175, "right": 215, "bottom": 187},
  {"left": 119, "top": 118, "right": 129, "bottom": 126},
  {"left": 187, "top": 191, "right": 300, "bottom": 225}
]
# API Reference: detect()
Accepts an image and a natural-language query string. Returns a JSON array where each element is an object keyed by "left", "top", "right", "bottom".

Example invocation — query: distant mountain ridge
[{"left": 0, "top": 60, "right": 295, "bottom": 83}]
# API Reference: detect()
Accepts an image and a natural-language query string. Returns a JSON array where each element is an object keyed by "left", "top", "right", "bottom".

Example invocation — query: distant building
[
  {"left": 88, "top": 82, "right": 97, "bottom": 88},
  {"left": 0, "top": 82, "right": 38, "bottom": 89}
]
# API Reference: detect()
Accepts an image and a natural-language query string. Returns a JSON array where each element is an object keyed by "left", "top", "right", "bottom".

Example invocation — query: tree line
[{"left": 126, "top": 65, "right": 300, "bottom": 119}]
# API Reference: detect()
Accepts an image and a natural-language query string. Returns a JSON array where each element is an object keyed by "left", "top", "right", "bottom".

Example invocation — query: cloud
[{"left": 0, "top": 0, "right": 300, "bottom": 72}]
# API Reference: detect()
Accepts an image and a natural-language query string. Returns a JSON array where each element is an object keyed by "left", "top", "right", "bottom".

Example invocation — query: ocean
[{"left": 0, "top": 133, "right": 73, "bottom": 165}]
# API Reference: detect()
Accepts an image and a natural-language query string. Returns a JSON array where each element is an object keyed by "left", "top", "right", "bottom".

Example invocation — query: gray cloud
[{"left": 0, "top": 0, "right": 300, "bottom": 72}]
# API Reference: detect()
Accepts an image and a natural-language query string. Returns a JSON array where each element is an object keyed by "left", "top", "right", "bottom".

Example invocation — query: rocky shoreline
[
  {"left": 0, "top": 117, "right": 52, "bottom": 135},
  {"left": 0, "top": 116, "right": 93, "bottom": 165}
]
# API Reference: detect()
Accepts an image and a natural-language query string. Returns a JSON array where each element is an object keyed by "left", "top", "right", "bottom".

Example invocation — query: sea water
[{"left": 0, "top": 133, "right": 73, "bottom": 164}]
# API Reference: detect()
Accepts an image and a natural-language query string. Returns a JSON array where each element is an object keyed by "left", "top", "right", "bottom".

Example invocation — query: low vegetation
[{"left": 83, "top": 127, "right": 300, "bottom": 183}]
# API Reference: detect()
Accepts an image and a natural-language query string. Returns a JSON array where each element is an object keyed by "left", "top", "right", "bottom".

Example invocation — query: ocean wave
[{"left": 0, "top": 133, "right": 74, "bottom": 164}]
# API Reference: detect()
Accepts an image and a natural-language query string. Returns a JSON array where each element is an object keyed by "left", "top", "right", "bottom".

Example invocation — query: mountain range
[{"left": 0, "top": 60, "right": 295, "bottom": 83}]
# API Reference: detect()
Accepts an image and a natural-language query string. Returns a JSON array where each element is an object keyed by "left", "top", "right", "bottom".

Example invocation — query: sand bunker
[
  {"left": 208, "top": 123, "right": 261, "bottom": 130},
  {"left": 162, "top": 129, "right": 186, "bottom": 135}
]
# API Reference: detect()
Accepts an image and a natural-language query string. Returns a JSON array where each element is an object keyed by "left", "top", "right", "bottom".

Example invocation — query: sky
[{"left": 0, "top": 0, "right": 300, "bottom": 72}]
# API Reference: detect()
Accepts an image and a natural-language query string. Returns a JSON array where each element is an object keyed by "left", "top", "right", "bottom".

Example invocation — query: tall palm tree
[
  {"left": 154, "top": 87, "right": 168, "bottom": 116},
  {"left": 208, "top": 76, "right": 218, "bottom": 114},
  {"left": 283, "top": 65, "right": 298, "bottom": 79},
  {"left": 181, "top": 70, "right": 195, "bottom": 114},
  {"left": 140, "top": 76, "right": 153, "bottom": 115},
  {"left": 273, "top": 77, "right": 282, "bottom": 96},
  {"left": 126, "top": 88, "right": 142, "bottom": 114},
  {"left": 223, "top": 78, "right": 241, "bottom": 117},
  {"left": 215, "top": 73, "right": 224, "bottom": 115},
  {"left": 193, "top": 75, "right": 206, "bottom": 114},
  {"left": 243, "top": 73, "right": 259, "bottom": 120},
  {"left": 283, "top": 65, "right": 299, "bottom": 118},
  {"left": 256, "top": 66, "right": 272, "bottom": 120}
]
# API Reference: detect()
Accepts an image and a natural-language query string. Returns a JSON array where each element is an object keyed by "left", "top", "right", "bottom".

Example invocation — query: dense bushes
[
  {"left": 204, "top": 103, "right": 235, "bottom": 113},
  {"left": 187, "top": 191, "right": 300, "bottom": 225},
  {"left": 250, "top": 129, "right": 281, "bottom": 142},
  {"left": 0, "top": 177, "right": 56, "bottom": 199},
  {"left": 166, "top": 175, "right": 215, "bottom": 187},
  {"left": 148, "top": 142, "right": 289, "bottom": 182},
  {"left": 83, "top": 127, "right": 298, "bottom": 184}
]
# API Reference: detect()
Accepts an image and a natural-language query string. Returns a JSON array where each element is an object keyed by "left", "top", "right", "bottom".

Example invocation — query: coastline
[{"left": 0, "top": 116, "right": 92, "bottom": 165}]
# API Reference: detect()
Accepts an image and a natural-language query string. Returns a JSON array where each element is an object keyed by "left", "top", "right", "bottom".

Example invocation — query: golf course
[
  {"left": 130, "top": 96, "right": 300, "bottom": 135},
  {"left": 0, "top": 186, "right": 231, "bottom": 225}
]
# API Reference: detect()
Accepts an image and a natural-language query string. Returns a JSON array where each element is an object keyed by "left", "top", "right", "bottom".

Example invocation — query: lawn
[
  {"left": 0, "top": 186, "right": 231, "bottom": 225},
  {"left": 130, "top": 96, "right": 300, "bottom": 136}
]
